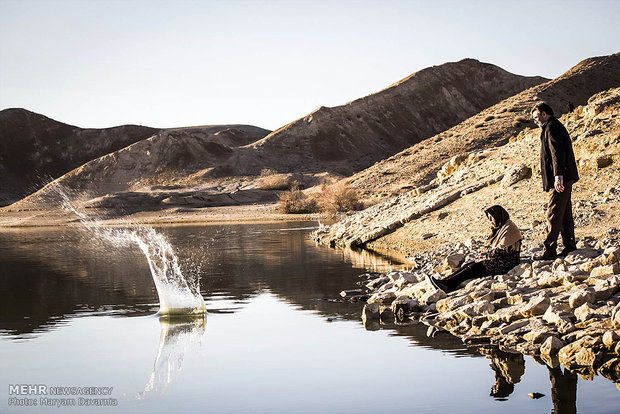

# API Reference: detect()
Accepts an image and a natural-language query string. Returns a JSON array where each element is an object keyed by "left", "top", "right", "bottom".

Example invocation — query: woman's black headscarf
[{"left": 485, "top": 205, "right": 510, "bottom": 240}]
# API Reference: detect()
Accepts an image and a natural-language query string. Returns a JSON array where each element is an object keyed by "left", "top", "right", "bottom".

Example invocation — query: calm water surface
[{"left": 0, "top": 222, "right": 618, "bottom": 413}]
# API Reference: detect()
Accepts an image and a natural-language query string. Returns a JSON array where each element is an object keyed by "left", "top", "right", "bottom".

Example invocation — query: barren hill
[
  {"left": 345, "top": 53, "right": 620, "bottom": 199},
  {"left": 4, "top": 59, "right": 546, "bottom": 212},
  {"left": 239, "top": 59, "right": 547, "bottom": 175},
  {"left": 313, "top": 86, "right": 620, "bottom": 258},
  {"left": 0, "top": 108, "right": 160, "bottom": 206},
  {"left": 0, "top": 108, "right": 271, "bottom": 208},
  {"left": 8, "top": 125, "right": 274, "bottom": 212}
]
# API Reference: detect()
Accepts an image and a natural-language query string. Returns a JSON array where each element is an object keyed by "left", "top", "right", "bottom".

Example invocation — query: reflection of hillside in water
[
  {"left": 0, "top": 223, "right": 471, "bottom": 356},
  {"left": 0, "top": 227, "right": 168, "bottom": 337},
  {"left": 339, "top": 246, "right": 407, "bottom": 272}
]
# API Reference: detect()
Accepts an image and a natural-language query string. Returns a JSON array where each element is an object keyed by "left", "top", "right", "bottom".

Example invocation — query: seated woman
[{"left": 429, "top": 205, "right": 522, "bottom": 293}]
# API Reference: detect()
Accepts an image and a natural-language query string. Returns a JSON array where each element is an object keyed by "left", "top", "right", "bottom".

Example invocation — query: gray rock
[
  {"left": 613, "top": 303, "right": 620, "bottom": 328},
  {"left": 368, "top": 289, "right": 397, "bottom": 305},
  {"left": 538, "top": 271, "right": 564, "bottom": 287},
  {"left": 500, "top": 163, "right": 531, "bottom": 188},
  {"left": 340, "top": 289, "right": 363, "bottom": 298},
  {"left": 540, "top": 336, "right": 564, "bottom": 355},
  {"left": 419, "top": 287, "right": 447, "bottom": 306},
  {"left": 543, "top": 302, "right": 571, "bottom": 324},
  {"left": 508, "top": 263, "right": 533, "bottom": 278},
  {"left": 499, "top": 320, "right": 530, "bottom": 335},
  {"left": 565, "top": 248, "right": 603, "bottom": 264},
  {"left": 520, "top": 295, "right": 551, "bottom": 317},
  {"left": 591, "top": 280, "right": 618, "bottom": 301},
  {"left": 493, "top": 305, "right": 525, "bottom": 323},
  {"left": 379, "top": 306, "right": 394, "bottom": 322},
  {"left": 574, "top": 303, "right": 596, "bottom": 322},
  {"left": 557, "top": 317, "right": 577, "bottom": 334},
  {"left": 473, "top": 300, "right": 495, "bottom": 315},
  {"left": 444, "top": 253, "right": 465, "bottom": 269},
  {"left": 391, "top": 296, "right": 420, "bottom": 318},
  {"left": 575, "top": 348, "right": 599, "bottom": 366},
  {"left": 524, "top": 330, "right": 553, "bottom": 344},
  {"left": 603, "top": 331, "right": 620, "bottom": 348},
  {"left": 361, "top": 303, "right": 380, "bottom": 322},
  {"left": 366, "top": 276, "right": 389, "bottom": 290},
  {"left": 591, "top": 264, "right": 620, "bottom": 278},
  {"left": 569, "top": 289, "right": 595, "bottom": 309}
]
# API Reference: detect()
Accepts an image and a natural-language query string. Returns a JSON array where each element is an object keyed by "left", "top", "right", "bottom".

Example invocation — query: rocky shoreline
[{"left": 341, "top": 231, "right": 620, "bottom": 387}]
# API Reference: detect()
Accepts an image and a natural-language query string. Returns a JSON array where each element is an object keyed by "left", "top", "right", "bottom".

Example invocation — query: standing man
[{"left": 532, "top": 102, "right": 579, "bottom": 260}]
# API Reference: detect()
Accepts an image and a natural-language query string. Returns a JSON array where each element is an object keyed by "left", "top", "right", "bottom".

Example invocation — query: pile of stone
[{"left": 356, "top": 235, "right": 620, "bottom": 385}]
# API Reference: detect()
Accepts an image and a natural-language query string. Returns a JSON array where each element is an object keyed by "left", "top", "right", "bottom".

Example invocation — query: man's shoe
[
  {"left": 558, "top": 247, "right": 576, "bottom": 257},
  {"left": 534, "top": 251, "right": 557, "bottom": 261},
  {"left": 427, "top": 274, "right": 449, "bottom": 293}
]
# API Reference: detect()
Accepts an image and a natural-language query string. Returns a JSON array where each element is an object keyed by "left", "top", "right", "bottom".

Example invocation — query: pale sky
[{"left": 0, "top": 0, "right": 618, "bottom": 131}]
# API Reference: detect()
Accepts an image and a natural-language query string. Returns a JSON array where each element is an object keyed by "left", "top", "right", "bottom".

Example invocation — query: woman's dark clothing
[
  {"left": 479, "top": 239, "right": 522, "bottom": 275},
  {"left": 435, "top": 205, "right": 522, "bottom": 292},
  {"left": 441, "top": 262, "right": 490, "bottom": 292},
  {"left": 485, "top": 205, "right": 510, "bottom": 230}
]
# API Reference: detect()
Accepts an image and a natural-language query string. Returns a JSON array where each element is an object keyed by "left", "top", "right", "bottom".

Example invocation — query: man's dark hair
[{"left": 531, "top": 102, "right": 554, "bottom": 116}]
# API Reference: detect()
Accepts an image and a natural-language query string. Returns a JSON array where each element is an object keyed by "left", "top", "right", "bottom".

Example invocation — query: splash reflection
[{"left": 140, "top": 316, "right": 207, "bottom": 398}]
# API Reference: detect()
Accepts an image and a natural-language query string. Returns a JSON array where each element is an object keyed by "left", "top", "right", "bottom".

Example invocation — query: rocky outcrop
[
  {"left": 313, "top": 86, "right": 620, "bottom": 251},
  {"left": 357, "top": 234, "right": 620, "bottom": 382}
]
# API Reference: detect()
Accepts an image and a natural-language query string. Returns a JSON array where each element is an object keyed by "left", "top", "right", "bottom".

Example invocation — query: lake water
[{"left": 1, "top": 222, "right": 618, "bottom": 413}]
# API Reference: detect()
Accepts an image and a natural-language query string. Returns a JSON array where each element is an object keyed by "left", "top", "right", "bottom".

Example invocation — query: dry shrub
[
  {"left": 277, "top": 184, "right": 318, "bottom": 213},
  {"left": 258, "top": 168, "right": 294, "bottom": 190},
  {"left": 513, "top": 116, "right": 530, "bottom": 127},
  {"left": 259, "top": 174, "right": 293, "bottom": 190},
  {"left": 277, "top": 182, "right": 364, "bottom": 214},
  {"left": 316, "top": 182, "right": 364, "bottom": 213}
]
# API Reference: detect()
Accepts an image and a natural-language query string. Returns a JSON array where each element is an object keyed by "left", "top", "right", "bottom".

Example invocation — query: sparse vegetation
[
  {"left": 258, "top": 168, "right": 293, "bottom": 190},
  {"left": 512, "top": 116, "right": 530, "bottom": 127},
  {"left": 277, "top": 184, "right": 318, "bottom": 213},
  {"left": 277, "top": 182, "right": 364, "bottom": 214},
  {"left": 316, "top": 182, "right": 364, "bottom": 213}
]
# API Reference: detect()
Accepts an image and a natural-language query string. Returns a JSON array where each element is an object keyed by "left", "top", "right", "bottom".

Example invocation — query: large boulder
[
  {"left": 500, "top": 163, "right": 531, "bottom": 188},
  {"left": 520, "top": 294, "right": 551, "bottom": 318},
  {"left": 540, "top": 336, "right": 564, "bottom": 355}
]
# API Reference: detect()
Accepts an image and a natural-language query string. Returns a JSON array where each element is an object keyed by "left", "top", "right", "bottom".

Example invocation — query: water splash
[
  {"left": 53, "top": 184, "right": 206, "bottom": 315},
  {"left": 102, "top": 227, "right": 206, "bottom": 315}
]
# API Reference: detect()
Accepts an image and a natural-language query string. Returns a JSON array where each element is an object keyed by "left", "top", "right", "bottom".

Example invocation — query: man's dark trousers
[{"left": 544, "top": 181, "right": 576, "bottom": 253}]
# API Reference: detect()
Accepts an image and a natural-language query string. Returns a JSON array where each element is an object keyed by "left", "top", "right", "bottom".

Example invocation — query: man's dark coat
[{"left": 540, "top": 116, "right": 579, "bottom": 191}]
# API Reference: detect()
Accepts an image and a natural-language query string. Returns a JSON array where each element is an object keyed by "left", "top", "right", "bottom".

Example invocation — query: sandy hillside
[
  {"left": 240, "top": 59, "right": 546, "bottom": 175},
  {"left": 2, "top": 59, "right": 545, "bottom": 215},
  {"left": 0, "top": 108, "right": 160, "bottom": 206},
  {"left": 313, "top": 87, "right": 620, "bottom": 261},
  {"left": 345, "top": 53, "right": 620, "bottom": 200}
]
